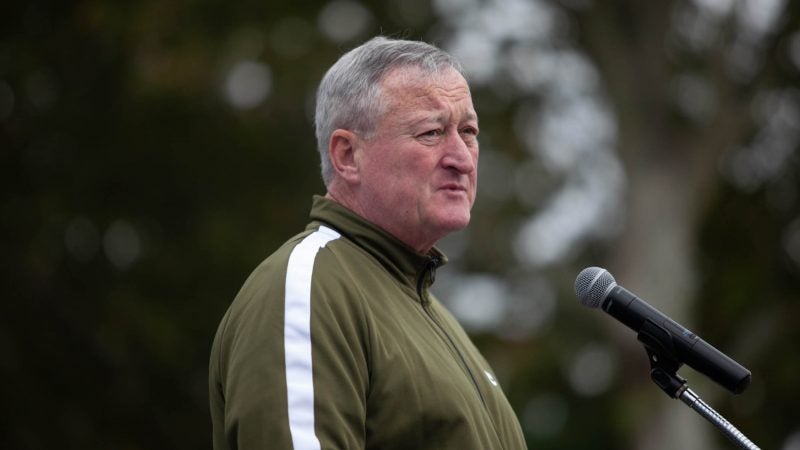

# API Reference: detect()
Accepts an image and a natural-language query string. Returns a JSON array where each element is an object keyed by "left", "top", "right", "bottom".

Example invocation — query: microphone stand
[{"left": 637, "top": 321, "right": 760, "bottom": 450}]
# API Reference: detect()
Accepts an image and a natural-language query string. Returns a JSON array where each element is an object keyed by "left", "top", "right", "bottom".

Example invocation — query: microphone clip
[
  {"left": 635, "top": 319, "right": 762, "bottom": 449},
  {"left": 637, "top": 319, "right": 688, "bottom": 399}
]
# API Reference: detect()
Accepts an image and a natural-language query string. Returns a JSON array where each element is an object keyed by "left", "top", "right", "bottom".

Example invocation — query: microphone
[{"left": 574, "top": 267, "right": 751, "bottom": 394}]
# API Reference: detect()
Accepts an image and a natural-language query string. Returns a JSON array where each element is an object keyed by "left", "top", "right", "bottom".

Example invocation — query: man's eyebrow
[
  {"left": 410, "top": 110, "right": 478, "bottom": 125},
  {"left": 407, "top": 113, "right": 445, "bottom": 126}
]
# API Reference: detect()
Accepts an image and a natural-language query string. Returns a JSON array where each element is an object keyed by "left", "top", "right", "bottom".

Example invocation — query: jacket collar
[{"left": 307, "top": 195, "right": 447, "bottom": 298}]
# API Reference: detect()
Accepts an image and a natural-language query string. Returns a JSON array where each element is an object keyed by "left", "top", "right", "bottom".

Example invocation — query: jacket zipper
[{"left": 416, "top": 257, "right": 488, "bottom": 410}]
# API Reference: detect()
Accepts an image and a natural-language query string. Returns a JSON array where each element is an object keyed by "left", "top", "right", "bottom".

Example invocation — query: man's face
[{"left": 355, "top": 66, "right": 479, "bottom": 253}]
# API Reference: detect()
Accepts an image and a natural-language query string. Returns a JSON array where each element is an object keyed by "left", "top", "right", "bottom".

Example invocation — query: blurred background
[{"left": 2, "top": 0, "right": 799, "bottom": 448}]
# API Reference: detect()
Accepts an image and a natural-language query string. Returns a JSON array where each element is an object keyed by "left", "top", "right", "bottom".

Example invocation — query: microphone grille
[{"left": 575, "top": 267, "right": 616, "bottom": 309}]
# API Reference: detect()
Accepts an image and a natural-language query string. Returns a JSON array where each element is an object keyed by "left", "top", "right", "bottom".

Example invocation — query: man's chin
[{"left": 434, "top": 211, "right": 471, "bottom": 233}]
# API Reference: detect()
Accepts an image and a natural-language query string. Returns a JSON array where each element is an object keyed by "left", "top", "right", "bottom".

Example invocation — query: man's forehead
[
  {"left": 379, "top": 66, "right": 475, "bottom": 114},
  {"left": 380, "top": 66, "right": 468, "bottom": 91}
]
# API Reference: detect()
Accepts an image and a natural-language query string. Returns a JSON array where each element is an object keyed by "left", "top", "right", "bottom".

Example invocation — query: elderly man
[{"left": 209, "top": 36, "right": 527, "bottom": 450}]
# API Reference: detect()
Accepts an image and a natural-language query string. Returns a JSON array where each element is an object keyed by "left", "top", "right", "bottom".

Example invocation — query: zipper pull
[
  {"left": 426, "top": 256, "right": 439, "bottom": 285},
  {"left": 416, "top": 256, "right": 440, "bottom": 301}
]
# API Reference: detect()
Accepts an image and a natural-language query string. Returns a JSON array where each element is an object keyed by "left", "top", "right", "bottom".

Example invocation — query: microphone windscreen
[{"left": 575, "top": 267, "right": 616, "bottom": 309}]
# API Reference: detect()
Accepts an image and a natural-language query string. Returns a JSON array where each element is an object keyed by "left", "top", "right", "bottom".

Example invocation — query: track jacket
[{"left": 209, "top": 196, "right": 527, "bottom": 450}]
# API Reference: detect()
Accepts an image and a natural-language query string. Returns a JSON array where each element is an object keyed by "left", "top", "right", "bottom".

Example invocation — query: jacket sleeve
[
  {"left": 209, "top": 250, "right": 370, "bottom": 450},
  {"left": 306, "top": 260, "right": 371, "bottom": 449}
]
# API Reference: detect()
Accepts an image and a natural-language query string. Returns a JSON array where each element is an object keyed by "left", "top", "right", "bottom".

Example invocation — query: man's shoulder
[
  {"left": 228, "top": 223, "right": 388, "bottom": 313},
  {"left": 235, "top": 225, "right": 366, "bottom": 294},
  {"left": 262, "top": 224, "right": 365, "bottom": 268},
  {"left": 244, "top": 229, "right": 313, "bottom": 276}
]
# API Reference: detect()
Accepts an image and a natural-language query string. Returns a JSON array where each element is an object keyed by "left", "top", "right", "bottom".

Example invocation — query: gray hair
[{"left": 314, "top": 36, "right": 463, "bottom": 186}]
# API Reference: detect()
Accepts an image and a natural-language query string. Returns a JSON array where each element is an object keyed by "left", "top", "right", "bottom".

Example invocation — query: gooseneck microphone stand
[{"left": 638, "top": 321, "right": 760, "bottom": 450}]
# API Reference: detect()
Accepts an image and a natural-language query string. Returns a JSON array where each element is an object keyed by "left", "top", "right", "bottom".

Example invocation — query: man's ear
[{"left": 328, "top": 129, "right": 361, "bottom": 184}]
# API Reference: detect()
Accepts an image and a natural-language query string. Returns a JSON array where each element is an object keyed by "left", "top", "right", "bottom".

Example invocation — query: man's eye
[
  {"left": 461, "top": 126, "right": 479, "bottom": 136},
  {"left": 418, "top": 129, "right": 443, "bottom": 139}
]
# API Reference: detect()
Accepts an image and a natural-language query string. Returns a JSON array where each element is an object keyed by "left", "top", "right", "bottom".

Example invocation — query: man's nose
[{"left": 442, "top": 130, "right": 477, "bottom": 174}]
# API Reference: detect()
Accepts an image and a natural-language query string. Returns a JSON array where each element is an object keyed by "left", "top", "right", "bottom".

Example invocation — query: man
[{"left": 209, "top": 36, "right": 528, "bottom": 450}]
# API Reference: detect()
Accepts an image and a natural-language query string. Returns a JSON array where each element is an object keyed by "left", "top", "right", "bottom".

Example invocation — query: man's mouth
[{"left": 440, "top": 183, "right": 467, "bottom": 192}]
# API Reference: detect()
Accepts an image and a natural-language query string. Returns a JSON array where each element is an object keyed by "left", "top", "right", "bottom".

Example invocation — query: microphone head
[{"left": 575, "top": 267, "right": 617, "bottom": 309}]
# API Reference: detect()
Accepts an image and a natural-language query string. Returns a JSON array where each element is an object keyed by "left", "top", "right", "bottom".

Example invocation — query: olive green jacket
[{"left": 209, "top": 196, "right": 527, "bottom": 450}]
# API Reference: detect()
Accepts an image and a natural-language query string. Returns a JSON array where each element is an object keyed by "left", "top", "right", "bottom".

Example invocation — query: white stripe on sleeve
[{"left": 284, "top": 225, "right": 341, "bottom": 450}]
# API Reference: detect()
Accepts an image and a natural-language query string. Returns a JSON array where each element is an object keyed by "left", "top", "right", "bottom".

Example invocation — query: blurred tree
[{"left": 572, "top": 1, "right": 798, "bottom": 448}]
